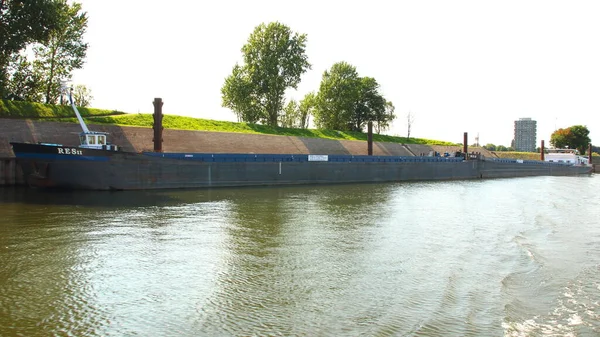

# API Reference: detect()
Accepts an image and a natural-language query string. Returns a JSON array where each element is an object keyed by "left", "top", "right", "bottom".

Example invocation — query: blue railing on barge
[
  {"left": 142, "top": 152, "right": 577, "bottom": 167},
  {"left": 142, "top": 153, "right": 465, "bottom": 163},
  {"left": 483, "top": 157, "right": 573, "bottom": 166}
]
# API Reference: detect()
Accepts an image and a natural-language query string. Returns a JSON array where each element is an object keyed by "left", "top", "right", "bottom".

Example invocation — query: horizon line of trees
[{"left": 1, "top": 0, "right": 93, "bottom": 106}]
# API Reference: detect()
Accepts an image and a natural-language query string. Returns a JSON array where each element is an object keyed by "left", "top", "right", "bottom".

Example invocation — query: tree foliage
[
  {"left": 71, "top": 83, "right": 92, "bottom": 107},
  {"left": 297, "top": 92, "right": 315, "bottom": 129},
  {"left": 312, "top": 62, "right": 358, "bottom": 130},
  {"left": 280, "top": 99, "right": 300, "bottom": 128},
  {"left": 373, "top": 101, "right": 395, "bottom": 134},
  {"left": 4, "top": 53, "right": 44, "bottom": 101},
  {"left": 483, "top": 143, "right": 496, "bottom": 151},
  {"left": 221, "top": 65, "right": 261, "bottom": 123},
  {"left": 550, "top": 128, "right": 574, "bottom": 149},
  {"left": 550, "top": 125, "right": 591, "bottom": 154},
  {"left": 34, "top": 1, "right": 88, "bottom": 104},
  {"left": 280, "top": 95, "right": 316, "bottom": 129},
  {"left": 221, "top": 22, "right": 311, "bottom": 126},
  {"left": 2, "top": 0, "right": 88, "bottom": 104},
  {"left": 313, "top": 61, "right": 394, "bottom": 132},
  {"left": 0, "top": 0, "right": 61, "bottom": 96},
  {"left": 482, "top": 144, "right": 515, "bottom": 152}
]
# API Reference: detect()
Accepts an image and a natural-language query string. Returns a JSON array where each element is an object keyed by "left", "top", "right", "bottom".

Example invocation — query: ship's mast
[{"left": 61, "top": 82, "right": 90, "bottom": 133}]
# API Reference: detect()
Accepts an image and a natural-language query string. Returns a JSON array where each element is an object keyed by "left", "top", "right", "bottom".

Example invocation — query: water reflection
[
  {"left": 0, "top": 186, "right": 208, "bottom": 208},
  {"left": 195, "top": 184, "right": 402, "bottom": 335}
]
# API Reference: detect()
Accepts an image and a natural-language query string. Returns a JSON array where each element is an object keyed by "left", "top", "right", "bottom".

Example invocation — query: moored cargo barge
[
  {"left": 9, "top": 142, "right": 592, "bottom": 190},
  {"left": 8, "top": 87, "right": 593, "bottom": 190}
]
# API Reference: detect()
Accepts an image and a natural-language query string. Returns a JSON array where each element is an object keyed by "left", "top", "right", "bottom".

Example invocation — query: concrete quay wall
[
  {"left": 0, "top": 119, "right": 420, "bottom": 157},
  {"left": 0, "top": 118, "right": 503, "bottom": 186}
]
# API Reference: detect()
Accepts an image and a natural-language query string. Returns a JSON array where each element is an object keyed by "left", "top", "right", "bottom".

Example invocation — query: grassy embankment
[
  {"left": 0, "top": 99, "right": 456, "bottom": 145},
  {"left": 494, "top": 150, "right": 600, "bottom": 162},
  {"left": 493, "top": 152, "right": 542, "bottom": 160}
]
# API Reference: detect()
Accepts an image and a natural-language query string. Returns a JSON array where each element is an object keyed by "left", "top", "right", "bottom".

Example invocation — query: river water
[{"left": 1, "top": 176, "right": 599, "bottom": 337}]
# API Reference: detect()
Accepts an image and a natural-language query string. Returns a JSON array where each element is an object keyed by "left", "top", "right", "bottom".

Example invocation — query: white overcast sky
[{"left": 71, "top": 0, "right": 600, "bottom": 146}]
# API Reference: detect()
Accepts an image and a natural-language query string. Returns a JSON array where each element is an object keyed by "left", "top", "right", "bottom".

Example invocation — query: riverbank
[
  {"left": 2, "top": 118, "right": 594, "bottom": 187},
  {"left": 0, "top": 118, "right": 499, "bottom": 186}
]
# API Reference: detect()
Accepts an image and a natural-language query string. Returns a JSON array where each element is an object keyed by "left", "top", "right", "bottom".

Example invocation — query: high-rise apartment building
[{"left": 513, "top": 118, "right": 537, "bottom": 152}]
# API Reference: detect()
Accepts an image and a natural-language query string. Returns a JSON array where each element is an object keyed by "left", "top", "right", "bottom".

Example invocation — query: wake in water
[{"left": 503, "top": 265, "right": 600, "bottom": 336}]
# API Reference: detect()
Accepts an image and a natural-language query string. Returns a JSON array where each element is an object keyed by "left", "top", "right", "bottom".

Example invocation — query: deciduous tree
[
  {"left": 221, "top": 22, "right": 311, "bottom": 126},
  {"left": 550, "top": 128, "right": 574, "bottom": 149},
  {"left": 280, "top": 99, "right": 300, "bottom": 128},
  {"left": 313, "top": 61, "right": 360, "bottom": 130},
  {"left": 3, "top": 53, "right": 44, "bottom": 101},
  {"left": 34, "top": 0, "right": 88, "bottom": 104},
  {"left": 569, "top": 125, "right": 591, "bottom": 154},
  {"left": 298, "top": 92, "right": 315, "bottom": 129},
  {"left": 550, "top": 125, "right": 590, "bottom": 154},
  {"left": 221, "top": 65, "right": 261, "bottom": 123},
  {"left": 71, "top": 83, "right": 92, "bottom": 107},
  {"left": 313, "top": 62, "right": 393, "bottom": 132},
  {"left": 0, "top": 0, "right": 61, "bottom": 97},
  {"left": 483, "top": 143, "right": 496, "bottom": 151},
  {"left": 374, "top": 101, "right": 395, "bottom": 134}
]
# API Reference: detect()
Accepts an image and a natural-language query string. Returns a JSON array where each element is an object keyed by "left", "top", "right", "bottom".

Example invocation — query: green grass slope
[
  {"left": 0, "top": 99, "right": 125, "bottom": 118},
  {"left": 0, "top": 99, "right": 456, "bottom": 146}
]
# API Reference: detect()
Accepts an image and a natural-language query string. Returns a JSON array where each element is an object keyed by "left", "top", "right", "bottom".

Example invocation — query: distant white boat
[{"left": 545, "top": 149, "right": 589, "bottom": 165}]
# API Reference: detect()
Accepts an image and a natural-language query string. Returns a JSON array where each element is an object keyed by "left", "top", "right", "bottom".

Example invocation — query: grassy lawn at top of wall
[
  {"left": 0, "top": 99, "right": 125, "bottom": 118},
  {"left": 0, "top": 99, "right": 457, "bottom": 145}
]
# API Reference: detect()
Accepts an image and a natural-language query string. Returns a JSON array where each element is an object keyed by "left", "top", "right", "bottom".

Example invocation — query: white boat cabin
[
  {"left": 79, "top": 131, "right": 118, "bottom": 150},
  {"left": 545, "top": 149, "right": 588, "bottom": 165}
]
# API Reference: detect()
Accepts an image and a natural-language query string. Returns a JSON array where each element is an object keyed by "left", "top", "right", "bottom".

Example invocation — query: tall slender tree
[
  {"left": 406, "top": 111, "right": 415, "bottom": 139},
  {"left": 33, "top": 0, "right": 88, "bottom": 104},
  {"left": 298, "top": 92, "right": 316, "bottom": 129},
  {"left": 222, "top": 22, "right": 311, "bottom": 126}
]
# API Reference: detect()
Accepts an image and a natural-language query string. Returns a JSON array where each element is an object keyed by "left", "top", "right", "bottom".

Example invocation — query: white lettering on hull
[{"left": 57, "top": 147, "right": 83, "bottom": 155}]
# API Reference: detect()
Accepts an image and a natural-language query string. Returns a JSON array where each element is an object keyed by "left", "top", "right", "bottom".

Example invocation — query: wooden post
[
  {"left": 367, "top": 122, "right": 373, "bottom": 156},
  {"left": 541, "top": 140, "right": 545, "bottom": 161},
  {"left": 589, "top": 143, "right": 593, "bottom": 164},
  {"left": 463, "top": 132, "right": 468, "bottom": 159},
  {"left": 152, "top": 98, "right": 164, "bottom": 153}
]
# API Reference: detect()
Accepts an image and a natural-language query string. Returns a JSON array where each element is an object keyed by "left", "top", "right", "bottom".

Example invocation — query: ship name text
[{"left": 57, "top": 148, "right": 83, "bottom": 155}]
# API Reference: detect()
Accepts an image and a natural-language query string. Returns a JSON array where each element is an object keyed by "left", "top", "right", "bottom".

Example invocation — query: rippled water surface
[{"left": 1, "top": 175, "right": 600, "bottom": 336}]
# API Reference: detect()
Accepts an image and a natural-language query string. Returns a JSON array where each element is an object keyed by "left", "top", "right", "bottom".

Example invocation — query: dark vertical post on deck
[
  {"left": 589, "top": 143, "right": 593, "bottom": 164},
  {"left": 463, "top": 132, "right": 468, "bottom": 158},
  {"left": 367, "top": 122, "right": 373, "bottom": 156},
  {"left": 152, "top": 98, "right": 164, "bottom": 153},
  {"left": 540, "top": 140, "right": 545, "bottom": 161}
]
